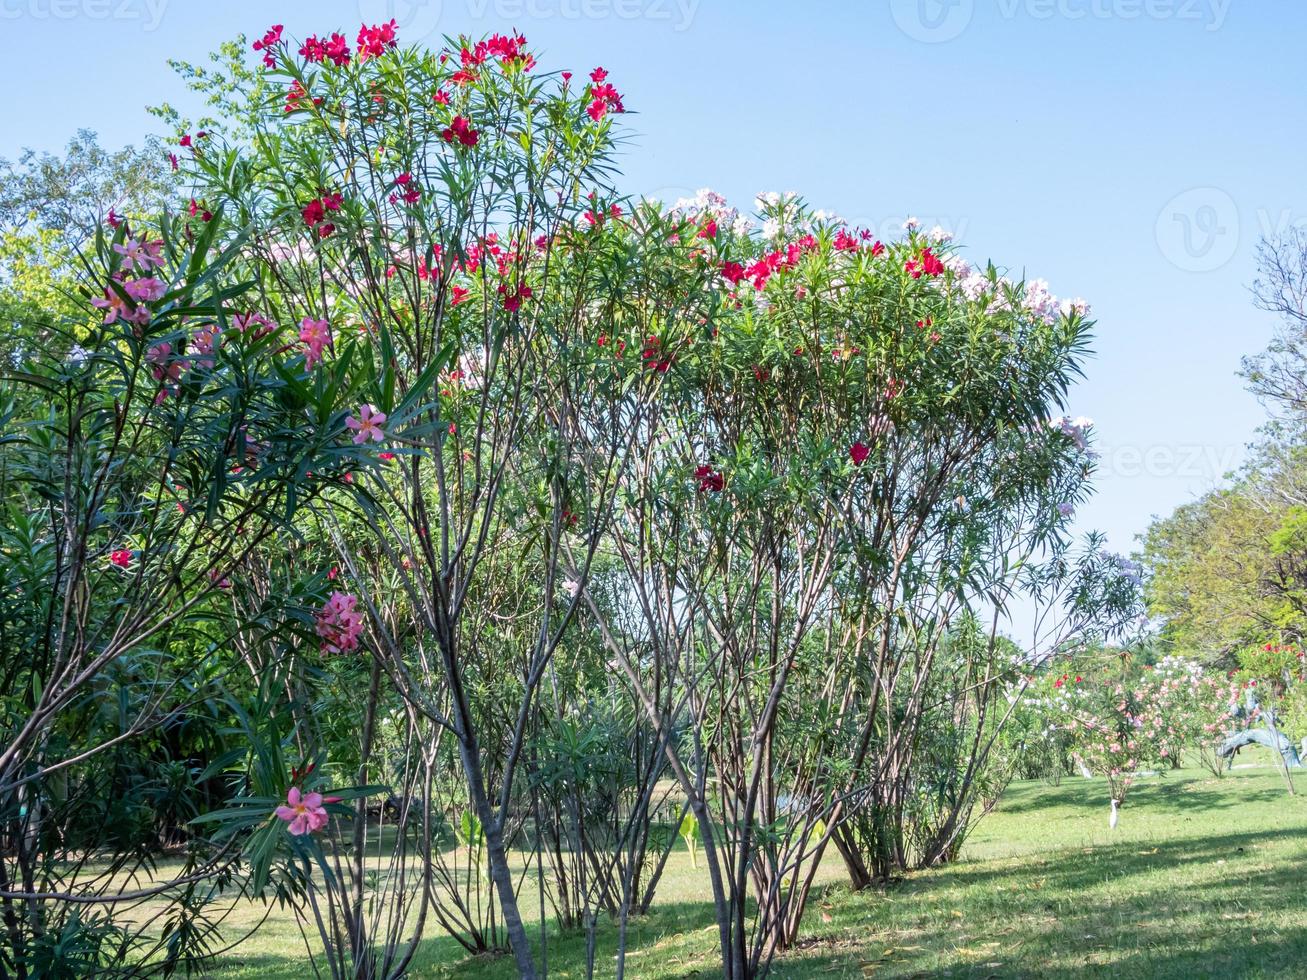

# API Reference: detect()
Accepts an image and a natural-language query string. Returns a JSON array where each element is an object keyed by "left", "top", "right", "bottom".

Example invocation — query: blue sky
[{"left": 2, "top": 0, "right": 1304, "bottom": 567}]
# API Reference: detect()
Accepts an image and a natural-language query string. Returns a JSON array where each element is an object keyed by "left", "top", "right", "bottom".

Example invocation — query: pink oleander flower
[
  {"left": 905, "top": 246, "right": 946, "bottom": 279},
  {"left": 110, "top": 549, "right": 132, "bottom": 568},
  {"left": 316, "top": 591, "right": 364, "bottom": 654},
  {"left": 849, "top": 442, "right": 870, "bottom": 466},
  {"left": 113, "top": 238, "right": 164, "bottom": 272},
  {"left": 299, "top": 317, "right": 332, "bottom": 370},
  {"left": 124, "top": 277, "right": 166, "bottom": 303},
  {"left": 275, "top": 786, "right": 328, "bottom": 836},
  {"left": 345, "top": 404, "right": 388, "bottom": 444},
  {"left": 233, "top": 311, "right": 276, "bottom": 338},
  {"left": 91, "top": 288, "right": 133, "bottom": 325},
  {"left": 585, "top": 67, "right": 625, "bottom": 122}
]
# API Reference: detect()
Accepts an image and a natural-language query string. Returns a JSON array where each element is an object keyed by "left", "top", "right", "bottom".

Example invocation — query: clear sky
[{"left": 2, "top": 0, "right": 1304, "bottom": 565}]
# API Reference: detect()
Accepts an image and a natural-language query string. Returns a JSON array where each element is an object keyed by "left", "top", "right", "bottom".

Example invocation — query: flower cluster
[
  {"left": 92, "top": 237, "right": 166, "bottom": 327},
  {"left": 441, "top": 115, "right": 480, "bottom": 148},
  {"left": 301, "top": 191, "right": 343, "bottom": 238},
  {"left": 285, "top": 79, "right": 322, "bottom": 114},
  {"left": 1047, "top": 656, "right": 1243, "bottom": 799},
  {"left": 1050, "top": 415, "right": 1094, "bottom": 452},
  {"left": 585, "top": 67, "right": 625, "bottom": 122},
  {"left": 695, "top": 465, "right": 724, "bottom": 494},
  {"left": 251, "top": 24, "right": 283, "bottom": 67},
  {"left": 905, "top": 246, "right": 945, "bottom": 279},
  {"left": 315, "top": 591, "right": 364, "bottom": 654},
  {"left": 356, "top": 19, "right": 399, "bottom": 60},
  {"left": 298, "top": 317, "right": 333, "bottom": 370},
  {"left": 950, "top": 262, "right": 1090, "bottom": 324}
]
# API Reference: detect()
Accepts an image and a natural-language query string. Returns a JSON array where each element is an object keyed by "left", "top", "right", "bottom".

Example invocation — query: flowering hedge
[{"left": 0, "top": 17, "right": 1153, "bottom": 980}]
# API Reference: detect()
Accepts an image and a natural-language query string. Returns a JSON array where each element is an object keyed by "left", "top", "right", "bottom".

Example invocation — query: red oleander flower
[
  {"left": 356, "top": 19, "right": 398, "bottom": 60},
  {"left": 441, "top": 115, "right": 480, "bottom": 147},
  {"left": 906, "top": 246, "right": 945, "bottom": 279},
  {"left": 252, "top": 24, "right": 283, "bottom": 67},
  {"left": 695, "top": 465, "right": 724, "bottom": 493}
]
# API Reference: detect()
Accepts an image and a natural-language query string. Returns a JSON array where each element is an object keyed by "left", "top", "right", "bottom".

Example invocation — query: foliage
[{"left": 0, "top": 19, "right": 1145, "bottom": 980}]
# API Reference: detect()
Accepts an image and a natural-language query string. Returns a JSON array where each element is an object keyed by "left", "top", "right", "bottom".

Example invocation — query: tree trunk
[{"left": 1218, "top": 727, "right": 1302, "bottom": 769}]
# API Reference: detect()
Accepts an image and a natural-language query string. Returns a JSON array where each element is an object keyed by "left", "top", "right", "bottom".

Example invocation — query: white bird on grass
[{"left": 1109, "top": 799, "right": 1120, "bottom": 829}]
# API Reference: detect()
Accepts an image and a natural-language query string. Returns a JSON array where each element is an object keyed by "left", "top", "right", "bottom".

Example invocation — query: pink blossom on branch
[
  {"left": 299, "top": 317, "right": 333, "bottom": 370},
  {"left": 346, "top": 404, "right": 388, "bottom": 444},
  {"left": 275, "top": 786, "right": 328, "bottom": 835},
  {"left": 316, "top": 591, "right": 364, "bottom": 654}
]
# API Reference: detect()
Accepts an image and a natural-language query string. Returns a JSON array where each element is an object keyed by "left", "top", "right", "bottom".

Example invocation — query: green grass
[{"left": 198, "top": 764, "right": 1307, "bottom": 978}]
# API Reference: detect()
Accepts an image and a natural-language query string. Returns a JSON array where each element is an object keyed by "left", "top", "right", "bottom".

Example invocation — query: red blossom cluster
[
  {"left": 498, "top": 282, "right": 533, "bottom": 312},
  {"left": 441, "top": 115, "right": 480, "bottom": 148},
  {"left": 447, "top": 32, "right": 535, "bottom": 85},
  {"left": 252, "top": 24, "right": 283, "bottom": 67},
  {"left": 586, "top": 67, "right": 625, "bottom": 122},
  {"left": 695, "top": 465, "right": 724, "bottom": 494},
  {"left": 356, "top": 20, "right": 399, "bottom": 60},
  {"left": 641, "top": 335, "right": 673, "bottom": 373},
  {"left": 740, "top": 235, "right": 819, "bottom": 291},
  {"left": 391, "top": 172, "right": 421, "bottom": 205},
  {"left": 301, "top": 191, "right": 343, "bottom": 238},
  {"left": 285, "top": 79, "right": 322, "bottom": 114},
  {"left": 905, "top": 246, "right": 946, "bottom": 279},
  {"left": 584, "top": 204, "right": 622, "bottom": 226},
  {"left": 300, "top": 32, "right": 351, "bottom": 67}
]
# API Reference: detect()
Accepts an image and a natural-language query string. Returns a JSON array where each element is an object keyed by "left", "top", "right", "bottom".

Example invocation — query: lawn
[{"left": 200, "top": 763, "right": 1307, "bottom": 979}]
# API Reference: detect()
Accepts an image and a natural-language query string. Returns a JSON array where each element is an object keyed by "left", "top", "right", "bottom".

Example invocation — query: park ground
[{"left": 202, "top": 763, "right": 1307, "bottom": 979}]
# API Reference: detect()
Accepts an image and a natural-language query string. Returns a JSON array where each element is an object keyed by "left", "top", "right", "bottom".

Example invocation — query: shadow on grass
[
  {"left": 790, "top": 928, "right": 1307, "bottom": 980},
  {"left": 208, "top": 842, "right": 1307, "bottom": 980},
  {"left": 401, "top": 828, "right": 1307, "bottom": 979},
  {"left": 206, "top": 774, "right": 1307, "bottom": 980},
  {"left": 917, "top": 826, "right": 1307, "bottom": 895},
  {"left": 809, "top": 826, "right": 1307, "bottom": 979},
  {"left": 993, "top": 776, "right": 1289, "bottom": 816}
]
